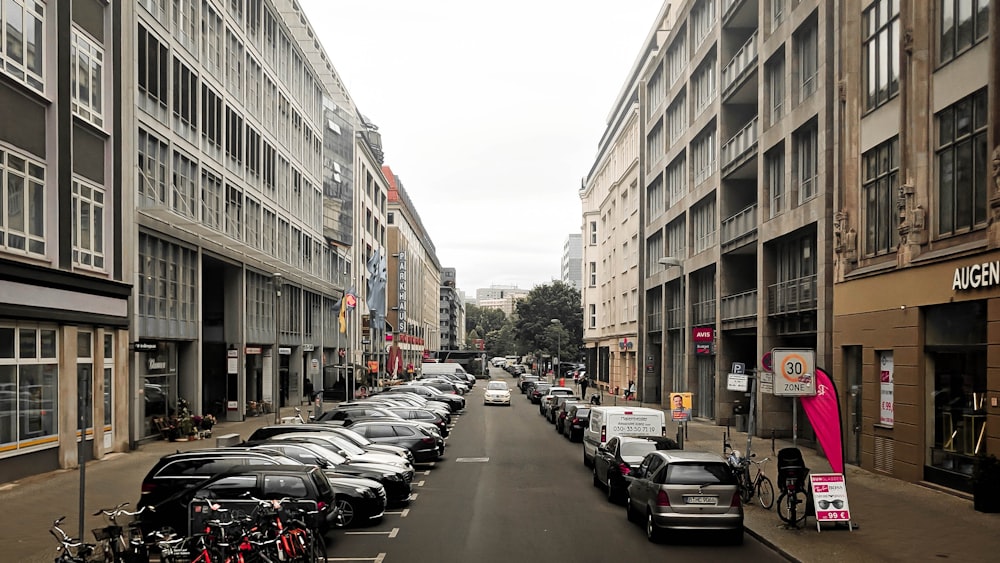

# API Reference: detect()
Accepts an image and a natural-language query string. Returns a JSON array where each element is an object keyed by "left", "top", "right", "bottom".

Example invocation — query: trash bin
[{"left": 734, "top": 414, "right": 747, "bottom": 432}]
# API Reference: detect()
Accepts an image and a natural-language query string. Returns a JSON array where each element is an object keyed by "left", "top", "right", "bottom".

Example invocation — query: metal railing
[
  {"left": 722, "top": 31, "right": 758, "bottom": 94},
  {"left": 720, "top": 203, "right": 758, "bottom": 247},
  {"left": 767, "top": 275, "right": 818, "bottom": 315},
  {"left": 692, "top": 299, "right": 717, "bottom": 325},
  {"left": 721, "top": 116, "right": 759, "bottom": 172},
  {"left": 666, "top": 307, "right": 685, "bottom": 330},
  {"left": 721, "top": 289, "right": 757, "bottom": 321}
]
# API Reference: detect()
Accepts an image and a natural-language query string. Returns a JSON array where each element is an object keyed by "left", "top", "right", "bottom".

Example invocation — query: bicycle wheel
[
  {"left": 756, "top": 475, "right": 775, "bottom": 510},
  {"left": 739, "top": 470, "right": 754, "bottom": 504},
  {"left": 777, "top": 491, "right": 807, "bottom": 526},
  {"left": 308, "top": 531, "right": 327, "bottom": 563}
]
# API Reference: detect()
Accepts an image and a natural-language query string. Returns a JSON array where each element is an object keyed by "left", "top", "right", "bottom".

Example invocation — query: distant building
[
  {"left": 439, "top": 268, "right": 465, "bottom": 350},
  {"left": 478, "top": 297, "right": 520, "bottom": 318},
  {"left": 561, "top": 234, "right": 583, "bottom": 292},
  {"left": 475, "top": 285, "right": 528, "bottom": 304}
]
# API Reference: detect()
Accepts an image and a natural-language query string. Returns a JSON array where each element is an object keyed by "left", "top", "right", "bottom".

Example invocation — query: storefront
[{"left": 135, "top": 341, "right": 178, "bottom": 440}]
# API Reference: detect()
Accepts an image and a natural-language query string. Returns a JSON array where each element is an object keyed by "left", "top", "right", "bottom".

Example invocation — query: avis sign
[{"left": 771, "top": 348, "right": 816, "bottom": 396}]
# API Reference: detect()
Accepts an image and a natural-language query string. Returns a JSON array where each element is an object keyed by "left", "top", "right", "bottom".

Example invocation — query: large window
[
  {"left": 666, "top": 216, "right": 686, "bottom": 261},
  {"left": 225, "top": 27, "right": 243, "bottom": 101},
  {"left": 71, "top": 28, "right": 104, "bottom": 129},
  {"left": 137, "top": 233, "right": 197, "bottom": 322},
  {"left": 71, "top": 176, "right": 105, "bottom": 271},
  {"left": 667, "top": 94, "right": 687, "bottom": 141},
  {"left": 172, "top": 150, "right": 197, "bottom": 218},
  {"left": 794, "top": 122, "right": 818, "bottom": 204},
  {"left": 171, "top": 0, "right": 197, "bottom": 53},
  {"left": 0, "top": 324, "right": 59, "bottom": 451},
  {"left": 0, "top": 0, "right": 45, "bottom": 93},
  {"left": 939, "top": 0, "right": 990, "bottom": 64},
  {"left": 765, "top": 53, "right": 784, "bottom": 124},
  {"left": 691, "top": 126, "right": 716, "bottom": 186},
  {"left": 589, "top": 261, "right": 597, "bottom": 287},
  {"left": 692, "top": 197, "right": 717, "bottom": 255},
  {"left": 202, "top": 84, "right": 222, "bottom": 151},
  {"left": 862, "top": 137, "right": 899, "bottom": 257},
  {"left": 137, "top": 25, "right": 168, "bottom": 109},
  {"left": 1, "top": 145, "right": 46, "bottom": 256},
  {"left": 225, "top": 184, "right": 243, "bottom": 241},
  {"left": 863, "top": 0, "right": 900, "bottom": 111},
  {"left": 937, "top": 89, "right": 988, "bottom": 236},
  {"left": 172, "top": 57, "right": 197, "bottom": 131},
  {"left": 202, "top": 1, "right": 222, "bottom": 77},
  {"left": 795, "top": 21, "right": 818, "bottom": 103},
  {"left": 200, "top": 168, "right": 222, "bottom": 229},
  {"left": 692, "top": 57, "right": 717, "bottom": 114},
  {"left": 766, "top": 144, "right": 785, "bottom": 218},
  {"left": 138, "top": 128, "right": 168, "bottom": 208},
  {"left": 667, "top": 153, "right": 686, "bottom": 206}
]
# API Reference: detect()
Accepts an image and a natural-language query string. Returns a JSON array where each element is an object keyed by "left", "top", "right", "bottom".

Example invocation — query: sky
[{"left": 299, "top": 0, "right": 665, "bottom": 296}]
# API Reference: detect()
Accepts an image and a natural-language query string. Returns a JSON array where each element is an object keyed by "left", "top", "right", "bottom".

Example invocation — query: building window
[
  {"left": 225, "top": 105, "right": 243, "bottom": 167},
  {"left": 0, "top": 0, "right": 45, "bottom": 93},
  {"left": 246, "top": 125, "right": 261, "bottom": 181},
  {"left": 0, "top": 324, "right": 59, "bottom": 450},
  {"left": 172, "top": 150, "right": 197, "bottom": 219},
  {"left": 138, "top": 233, "right": 197, "bottom": 322},
  {"left": 667, "top": 94, "right": 687, "bottom": 141},
  {"left": 171, "top": 0, "right": 197, "bottom": 53},
  {"left": 172, "top": 57, "right": 197, "bottom": 131},
  {"left": 692, "top": 196, "right": 717, "bottom": 255},
  {"left": 940, "top": 0, "right": 990, "bottom": 64},
  {"left": 667, "top": 153, "right": 686, "bottom": 206},
  {"left": 225, "top": 184, "right": 243, "bottom": 241},
  {"left": 0, "top": 145, "right": 46, "bottom": 256},
  {"left": 691, "top": 0, "right": 717, "bottom": 49},
  {"left": 589, "top": 262, "right": 597, "bottom": 287},
  {"left": 863, "top": 0, "right": 900, "bottom": 112},
  {"left": 765, "top": 53, "right": 784, "bottom": 124},
  {"left": 137, "top": 25, "right": 168, "bottom": 108},
  {"left": 794, "top": 122, "right": 818, "bottom": 204},
  {"left": 589, "top": 304, "right": 597, "bottom": 329},
  {"left": 137, "top": 128, "right": 168, "bottom": 208},
  {"left": 691, "top": 126, "right": 716, "bottom": 187},
  {"left": 200, "top": 168, "right": 222, "bottom": 230},
  {"left": 795, "top": 21, "right": 818, "bottom": 103},
  {"left": 862, "top": 137, "right": 899, "bottom": 257},
  {"left": 766, "top": 144, "right": 785, "bottom": 218},
  {"left": 937, "top": 89, "right": 988, "bottom": 236},
  {"left": 202, "top": 84, "right": 222, "bottom": 151},
  {"left": 589, "top": 221, "right": 597, "bottom": 245},
  {"left": 667, "top": 32, "right": 687, "bottom": 86},
  {"left": 71, "top": 176, "right": 105, "bottom": 270},
  {"left": 225, "top": 27, "right": 243, "bottom": 101},
  {"left": 71, "top": 28, "right": 103, "bottom": 128},
  {"left": 692, "top": 57, "right": 717, "bottom": 115},
  {"left": 667, "top": 217, "right": 686, "bottom": 261},
  {"left": 202, "top": 1, "right": 222, "bottom": 77},
  {"left": 262, "top": 207, "right": 276, "bottom": 257}
]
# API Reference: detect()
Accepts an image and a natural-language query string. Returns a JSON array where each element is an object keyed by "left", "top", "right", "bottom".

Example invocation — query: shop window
[{"left": 0, "top": 324, "right": 59, "bottom": 452}]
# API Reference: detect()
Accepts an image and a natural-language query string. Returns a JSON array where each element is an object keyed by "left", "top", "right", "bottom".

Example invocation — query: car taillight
[
  {"left": 571, "top": 417, "right": 579, "bottom": 424},
  {"left": 618, "top": 462, "right": 631, "bottom": 476},
  {"left": 420, "top": 437, "right": 435, "bottom": 444},
  {"left": 140, "top": 482, "right": 156, "bottom": 494},
  {"left": 656, "top": 490, "right": 671, "bottom": 507},
  {"left": 600, "top": 426, "right": 606, "bottom": 442},
  {"left": 731, "top": 493, "right": 741, "bottom": 508}
]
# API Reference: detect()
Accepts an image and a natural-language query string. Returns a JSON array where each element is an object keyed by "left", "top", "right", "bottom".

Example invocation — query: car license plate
[{"left": 684, "top": 496, "right": 717, "bottom": 505}]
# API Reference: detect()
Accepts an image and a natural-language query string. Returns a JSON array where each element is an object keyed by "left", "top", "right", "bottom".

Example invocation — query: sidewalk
[{"left": 592, "top": 387, "right": 1000, "bottom": 562}]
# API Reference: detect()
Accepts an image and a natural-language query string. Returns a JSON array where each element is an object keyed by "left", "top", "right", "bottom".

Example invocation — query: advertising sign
[
  {"left": 692, "top": 327, "right": 714, "bottom": 342},
  {"left": 771, "top": 348, "right": 816, "bottom": 396},
  {"left": 879, "top": 351, "right": 894, "bottom": 427},
  {"left": 669, "top": 392, "right": 693, "bottom": 421},
  {"left": 810, "top": 473, "right": 851, "bottom": 527}
]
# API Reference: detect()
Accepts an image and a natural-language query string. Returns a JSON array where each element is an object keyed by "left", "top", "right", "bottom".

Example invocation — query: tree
[
  {"left": 513, "top": 281, "right": 582, "bottom": 362},
  {"left": 465, "top": 304, "right": 509, "bottom": 351}
]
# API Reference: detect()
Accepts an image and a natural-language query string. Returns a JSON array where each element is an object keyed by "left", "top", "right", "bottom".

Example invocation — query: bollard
[{"left": 676, "top": 424, "right": 685, "bottom": 449}]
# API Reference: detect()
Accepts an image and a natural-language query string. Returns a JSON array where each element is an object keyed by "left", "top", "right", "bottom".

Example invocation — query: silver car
[{"left": 625, "top": 450, "right": 743, "bottom": 544}]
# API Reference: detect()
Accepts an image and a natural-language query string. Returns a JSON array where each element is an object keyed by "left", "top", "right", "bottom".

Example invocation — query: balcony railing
[
  {"left": 648, "top": 311, "right": 663, "bottom": 332},
  {"left": 693, "top": 299, "right": 716, "bottom": 326},
  {"left": 723, "top": 0, "right": 745, "bottom": 21},
  {"left": 721, "top": 116, "right": 759, "bottom": 173},
  {"left": 722, "top": 31, "right": 758, "bottom": 95},
  {"left": 666, "top": 307, "right": 685, "bottom": 330},
  {"left": 721, "top": 203, "right": 758, "bottom": 248},
  {"left": 767, "top": 275, "right": 818, "bottom": 315},
  {"left": 721, "top": 289, "right": 757, "bottom": 321}
]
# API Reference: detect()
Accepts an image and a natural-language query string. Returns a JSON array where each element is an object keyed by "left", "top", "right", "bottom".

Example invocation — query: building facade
[
  {"left": 833, "top": 0, "right": 998, "bottom": 493},
  {"left": 1, "top": 0, "right": 131, "bottom": 482},
  {"left": 440, "top": 267, "right": 465, "bottom": 350},
  {"left": 640, "top": 0, "right": 836, "bottom": 436},
  {"left": 561, "top": 233, "right": 583, "bottom": 291}
]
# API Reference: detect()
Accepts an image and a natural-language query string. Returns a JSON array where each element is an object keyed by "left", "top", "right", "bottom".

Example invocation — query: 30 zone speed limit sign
[{"left": 771, "top": 348, "right": 816, "bottom": 396}]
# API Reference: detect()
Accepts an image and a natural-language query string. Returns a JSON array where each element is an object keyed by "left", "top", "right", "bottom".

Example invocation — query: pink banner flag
[{"left": 800, "top": 367, "right": 843, "bottom": 474}]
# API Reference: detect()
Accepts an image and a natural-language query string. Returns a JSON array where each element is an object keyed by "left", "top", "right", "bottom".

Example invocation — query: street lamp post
[
  {"left": 657, "top": 257, "right": 685, "bottom": 444},
  {"left": 272, "top": 273, "right": 283, "bottom": 424},
  {"left": 551, "top": 318, "right": 561, "bottom": 383}
]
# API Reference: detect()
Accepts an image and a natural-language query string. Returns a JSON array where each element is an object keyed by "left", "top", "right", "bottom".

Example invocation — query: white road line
[
  {"left": 388, "top": 528, "right": 399, "bottom": 538},
  {"left": 345, "top": 528, "right": 399, "bottom": 537},
  {"left": 326, "top": 555, "right": 387, "bottom": 562},
  {"left": 383, "top": 508, "right": 409, "bottom": 517},
  {"left": 409, "top": 493, "right": 418, "bottom": 501},
  {"left": 422, "top": 470, "right": 431, "bottom": 476},
  {"left": 375, "top": 553, "right": 387, "bottom": 563},
  {"left": 416, "top": 480, "right": 425, "bottom": 487}
]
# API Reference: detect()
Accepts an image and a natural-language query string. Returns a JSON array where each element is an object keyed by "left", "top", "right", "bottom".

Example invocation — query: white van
[
  {"left": 420, "top": 362, "right": 476, "bottom": 385},
  {"left": 582, "top": 406, "right": 666, "bottom": 467}
]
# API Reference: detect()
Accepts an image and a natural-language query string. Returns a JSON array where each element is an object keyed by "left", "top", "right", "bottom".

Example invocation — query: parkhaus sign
[{"left": 952, "top": 260, "right": 1000, "bottom": 291}]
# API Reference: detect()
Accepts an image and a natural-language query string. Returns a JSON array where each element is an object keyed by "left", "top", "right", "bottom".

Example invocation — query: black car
[
  {"left": 528, "top": 383, "right": 553, "bottom": 404},
  {"left": 562, "top": 405, "right": 590, "bottom": 442},
  {"left": 412, "top": 380, "right": 463, "bottom": 396},
  {"left": 592, "top": 435, "right": 681, "bottom": 503},
  {"left": 178, "top": 465, "right": 338, "bottom": 534},
  {"left": 380, "top": 385, "right": 465, "bottom": 412},
  {"left": 384, "top": 407, "right": 449, "bottom": 437},
  {"left": 137, "top": 449, "right": 315, "bottom": 534},
  {"left": 247, "top": 424, "right": 415, "bottom": 464},
  {"left": 315, "top": 405, "right": 404, "bottom": 424},
  {"left": 348, "top": 420, "right": 445, "bottom": 463},
  {"left": 248, "top": 440, "right": 414, "bottom": 506}
]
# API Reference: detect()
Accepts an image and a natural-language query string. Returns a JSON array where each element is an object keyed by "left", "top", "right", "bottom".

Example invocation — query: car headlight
[
  {"left": 382, "top": 473, "right": 401, "bottom": 481},
  {"left": 355, "top": 487, "right": 371, "bottom": 496}
]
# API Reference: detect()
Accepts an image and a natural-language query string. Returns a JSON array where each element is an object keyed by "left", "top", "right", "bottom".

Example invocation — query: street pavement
[{"left": 5, "top": 382, "right": 1000, "bottom": 562}]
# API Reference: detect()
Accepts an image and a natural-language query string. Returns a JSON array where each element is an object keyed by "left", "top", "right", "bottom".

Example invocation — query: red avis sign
[{"left": 692, "top": 327, "right": 714, "bottom": 342}]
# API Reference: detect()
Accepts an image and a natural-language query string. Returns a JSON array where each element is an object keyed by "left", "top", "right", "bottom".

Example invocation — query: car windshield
[
  {"left": 333, "top": 428, "right": 372, "bottom": 447},
  {"left": 487, "top": 382, "right": 508, "bottom": 390},
  {"left": 294, "top": 443, "right": 348, "bottom": 465},
  {"left": 620, "top": 441, "right": 658, "bottom": 457},
  {"left": 664, "top": 462, "right": 735, "bottom": 485}
]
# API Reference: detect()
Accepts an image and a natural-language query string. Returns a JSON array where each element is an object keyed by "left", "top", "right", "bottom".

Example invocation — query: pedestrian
[
  {"left": 303, "top": 377, "right": 314, "bottom": 405},
  {"left": 580, "top": 377, "right": 589, "bottom": 399}
]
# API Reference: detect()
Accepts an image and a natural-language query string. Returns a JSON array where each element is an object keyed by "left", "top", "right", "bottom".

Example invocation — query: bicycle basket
[{"left": 92, "top": 525, "right": 122, "bottom": 541}]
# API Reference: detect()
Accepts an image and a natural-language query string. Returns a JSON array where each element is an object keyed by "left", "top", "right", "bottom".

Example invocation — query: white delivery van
[
  {"left": 582, "top": 406, "right": 666, "bottom": 467},
  {"left": 420, "top": 362, "right": 476, "bottom": 385}
]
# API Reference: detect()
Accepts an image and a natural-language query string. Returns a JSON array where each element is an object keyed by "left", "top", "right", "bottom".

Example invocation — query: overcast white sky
[{"left": 300, "top": 0, "right": 665, "bottom": 296}]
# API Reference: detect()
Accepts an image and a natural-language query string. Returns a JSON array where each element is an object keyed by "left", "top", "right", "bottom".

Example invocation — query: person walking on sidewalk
[{"left": 579, "top": 377, "right": 589, "bottom": 399}]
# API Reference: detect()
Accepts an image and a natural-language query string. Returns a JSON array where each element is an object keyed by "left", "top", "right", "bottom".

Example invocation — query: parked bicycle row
[{"left": 49, "top": 378, "right": 474, "bottom": 562}]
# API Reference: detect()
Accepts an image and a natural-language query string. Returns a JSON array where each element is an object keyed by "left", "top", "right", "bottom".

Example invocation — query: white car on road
[{"left": 483, "top": 381, "right": 512, "bottom": 406}]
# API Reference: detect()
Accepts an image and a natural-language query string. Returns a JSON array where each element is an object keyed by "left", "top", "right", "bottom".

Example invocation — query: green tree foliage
[
  {"left": 464, "top": 304, "right": 510, "bottom": 351},
  {"left": 513, "top": 281, "right": 582, "bottom": 362}
]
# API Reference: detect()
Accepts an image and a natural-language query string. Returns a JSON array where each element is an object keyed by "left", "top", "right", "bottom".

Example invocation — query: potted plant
[
  {"left": 200, "top": 414, "right": 217, "bottom": 432},
  {"left": 972, "top": 454, "right": 1000, "bottom": 513}
]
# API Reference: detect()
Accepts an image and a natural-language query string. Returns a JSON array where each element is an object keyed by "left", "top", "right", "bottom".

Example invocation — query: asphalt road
[{"left": 329, "top": 368, "right": 786, "bottom": 562}]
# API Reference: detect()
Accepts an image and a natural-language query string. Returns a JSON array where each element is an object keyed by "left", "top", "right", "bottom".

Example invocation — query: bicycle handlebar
[{"left": 93, "top": 503, "right": 149, "bottom": 519}]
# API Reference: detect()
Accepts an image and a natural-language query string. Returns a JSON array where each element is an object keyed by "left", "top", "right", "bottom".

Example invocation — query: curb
[{"left": 743, "top": 524, "right": 801, "bottom": 563}]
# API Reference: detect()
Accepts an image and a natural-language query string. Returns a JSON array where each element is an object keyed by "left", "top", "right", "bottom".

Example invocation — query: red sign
[
  {"left": 692, "top": 327, "right": 714, "bottom": 342},
  {"left": 344, "top": 293, "right": 357, "bottom": 308}
]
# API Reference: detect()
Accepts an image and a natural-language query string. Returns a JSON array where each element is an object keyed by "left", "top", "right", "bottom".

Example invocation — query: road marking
[
  {"left": 375, "top": 554, "right": 386, "bottom": 563},
  {"left": 326, "top": 554, "right": 387, "bottom": 562},
  {"left": 456, "top": 457, "right": 490, "bottom": 463},
  {"left": 416, "top": 480, "right": 425, "bottom": 487},
  {"left": 409, "top": 493, "right": 418, "bottom": 501},
  {"left": 345, "top": 528, "right": 399, "bottom": 538},
  {"left": 388, "top": 528, "right": 399, "bottom": 538},
  {"left": 422, "top": 469, "right": 431, "bottom": 476}
]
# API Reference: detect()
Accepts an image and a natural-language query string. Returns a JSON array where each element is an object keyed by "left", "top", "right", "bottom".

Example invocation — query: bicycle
[
  {"left": 91, "top": 502, "right": 150, "bottom": 562},
  {"left": 746, "top": 457, "right": 775, "bottom": 509},
  {"left": 49, "top": 516, "right": 96, "bottom": 563},
  {"left": 775, "top": 447, "right": 810, "bottom": 528}
]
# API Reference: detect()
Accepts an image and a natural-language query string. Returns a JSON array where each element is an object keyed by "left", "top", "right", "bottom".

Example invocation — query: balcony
[
  {"left": 721, "top": 203, "right": 758, "bottom": 252},
  {"left": 648, "top": 311, "right": 663, "bottom": 332},
  {"left": 693, "top": 299, "right": 716, "bottom": 326},
  {"left": 666, "top": 307, "right": 685, "bottom": 330},
  {"left": 721, "top": 289, "right": 757, "bottom": 328},
  {"left": 767, "top": 275, "right": 818, "bottom": 315},
  {"left": 722, "top": 31, "right": 758, "bottom": 97},
  {"left": 721, "top": 117, "right": 758, "bottom": 175}
]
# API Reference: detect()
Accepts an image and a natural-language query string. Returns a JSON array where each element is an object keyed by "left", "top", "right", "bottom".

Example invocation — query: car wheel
[
  {"left": 593, "top": 464, "right": 601, "bottom": 487},
  {"left": 607, "top": 477, "right": 616, "bottom": 503},
  {"left": 626, "top": 496, "right": 638, "bottom": 523},
  {"left": 335, "top": 496, "right": 356, "bottom": 528},
  {"left": 646, "top": 511, "right": 664, "bottom": 543}
]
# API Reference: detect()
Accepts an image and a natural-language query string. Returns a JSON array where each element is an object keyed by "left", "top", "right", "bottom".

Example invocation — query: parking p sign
[{"left": 771, "top": 348, "right": 816, "bottom": 396}]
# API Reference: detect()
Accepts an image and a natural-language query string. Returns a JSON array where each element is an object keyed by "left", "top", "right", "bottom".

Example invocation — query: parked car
[
  {"left": 562, "top": 404, "right": 590, "bottom": 442},
  {"left": 413, "top": 379, "right": 464, "bottom": 396},
  {"left": 348, "top": 420, "right": 445, "bottom": 463},
  {"left": 527, "top": 382, "right": 553, "bottom": 404},
  {"left": 380, "top": 385, "right": 465, "bottom": 412},
  {"left": 246, "top": 424, "right": 415, "bottom": 464},
  {"left": 267, "top": 431, "right": 414, "bottom": 470},
  {"left": 315, "top": 405, "right": 404, "bottom": 424},
  {"left": 550, "top": 396, "right": 582, "bottom": 425},
  {"left": 539, "top": 387, "right": 576, "bottom": 417},
  {"left": 554, "top": 399, "right": 586, "bottom": 432},
  {"left": 384, "top": 406, "right": 450, "bottom": 437},
  {"left": 582, "top": 406, "right": 667, "bottom": 468},
  {"left": 136, "top": 448, "right": 306, "bottom": 533},
  {"left": 518, "top": 375, "right": 540, "bottom": 393},
  {"left": 626, "top": 451, "right": 743, "bottom": 544},
  {"left": 352, "top": 395, "right": 452, "bottom": 422},
  {"left": 241, "top": 442, "right": 386, "bottom": 527},
  {"left": 592, "top": 436, "right": 680, "bottom": 503},
  {"left": 483, "top": 380, "right": 512, "bottom": 406}
]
